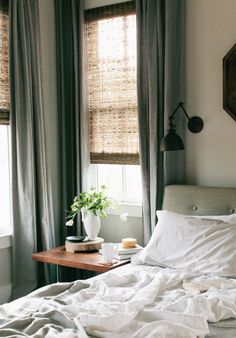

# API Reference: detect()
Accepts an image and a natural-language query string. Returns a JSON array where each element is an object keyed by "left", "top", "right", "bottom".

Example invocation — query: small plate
[{"left": 66, "top": 236, "right": 86, "bottom": 243}]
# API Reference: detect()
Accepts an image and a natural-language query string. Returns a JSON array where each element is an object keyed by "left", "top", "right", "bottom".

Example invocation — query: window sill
[
  {"left": 107, "top": 203, "right": 142, "bottom": 218},
  {"left": 0, "top": 228, "right": 12, "bottom": 250}
]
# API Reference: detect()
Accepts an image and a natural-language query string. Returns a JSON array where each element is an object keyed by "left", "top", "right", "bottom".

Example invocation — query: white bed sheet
[{"left": 1, "top": 264, "right": 236, "bottom": 338}]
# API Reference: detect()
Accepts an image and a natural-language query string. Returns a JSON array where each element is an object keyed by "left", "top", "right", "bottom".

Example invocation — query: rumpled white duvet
[{"left": 1, "top": 264, "right": 236, "bottom": 338}]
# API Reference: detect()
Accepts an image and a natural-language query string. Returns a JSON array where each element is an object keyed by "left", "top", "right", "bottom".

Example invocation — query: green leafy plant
[{"left": 66, "top": 185, "right": 113, "bottom": 225}]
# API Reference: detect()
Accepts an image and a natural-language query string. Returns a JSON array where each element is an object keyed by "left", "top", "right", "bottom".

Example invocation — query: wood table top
[{"left": 32, "top": 246, "right": 130, "bottom": 273}]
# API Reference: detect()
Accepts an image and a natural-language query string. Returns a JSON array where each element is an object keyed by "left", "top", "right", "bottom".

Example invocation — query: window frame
[
  {"left": 0, "top": 1, "right": 11, "bottom": 232},
  {"left": 85, "top": 1, "right": 139, "bottom": 165}
]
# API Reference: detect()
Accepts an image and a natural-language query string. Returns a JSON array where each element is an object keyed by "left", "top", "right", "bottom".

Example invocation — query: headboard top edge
[{"left": 163, "top": 184, "right": 236, "bottom": 216}]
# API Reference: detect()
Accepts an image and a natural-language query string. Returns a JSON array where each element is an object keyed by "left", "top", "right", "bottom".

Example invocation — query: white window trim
[
  {"left": 85, "top": 0, "right": 130, "bottom": 10},
  {"left": 0, "top": 229, "right": 12, "bottom": 249}
]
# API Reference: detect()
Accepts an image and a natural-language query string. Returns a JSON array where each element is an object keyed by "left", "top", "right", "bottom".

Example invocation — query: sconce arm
[
  {"left": 160, "top": 102, "right": 204, "bottom": 151},
  {"left": 169, "top": 101, "right": 203, "bottom": 134},
  {"left": 169, "top": 102, "right": 190, "bottom": 122}
]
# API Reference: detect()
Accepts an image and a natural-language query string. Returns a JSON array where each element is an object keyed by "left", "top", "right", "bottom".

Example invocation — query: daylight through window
[
  {"left": 85, "top": 1, "right": 139, "bottom": 165},
  {"left": 0, "top": 125, "right": 11, "bottom": 228}
]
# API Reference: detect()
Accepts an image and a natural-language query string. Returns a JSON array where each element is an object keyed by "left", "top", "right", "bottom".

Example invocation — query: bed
[{"left": 0, "top": 184, "right": 236, "bottom": 338}]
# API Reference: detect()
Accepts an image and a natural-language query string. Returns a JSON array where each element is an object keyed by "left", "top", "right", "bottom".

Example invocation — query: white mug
[{"left": 101, "top": 243, "right": 118, "bottom": 263}]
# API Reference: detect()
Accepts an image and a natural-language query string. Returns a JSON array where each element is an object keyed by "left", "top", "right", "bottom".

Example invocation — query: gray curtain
[
  {"left": 136, "top": 0, "right": 185, "bottom": 244},
  {"left": 55, "top": 0, "right": 89, "bottom": 242},
  {"left": 9, "top": 0, "right": 55, "bottom": 299}
]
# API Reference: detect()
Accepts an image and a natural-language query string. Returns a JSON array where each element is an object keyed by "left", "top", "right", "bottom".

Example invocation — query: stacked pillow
[{"left": 132, "top": 210, "right": 236, "bottom": 277}]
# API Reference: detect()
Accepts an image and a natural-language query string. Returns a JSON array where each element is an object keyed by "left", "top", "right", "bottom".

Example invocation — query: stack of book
[{"left": 114, "top": 243, "right": 143, "bottom": 260}]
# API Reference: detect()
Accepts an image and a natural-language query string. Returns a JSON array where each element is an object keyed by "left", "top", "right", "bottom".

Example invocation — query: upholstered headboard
[{"left": 162, "top": 185, "right": 236, "bottom": 216}]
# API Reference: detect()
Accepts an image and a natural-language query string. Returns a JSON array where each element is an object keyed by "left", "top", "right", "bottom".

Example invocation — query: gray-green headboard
[{"left": 162, "top": 185, "right": 236, "bottom": 216}]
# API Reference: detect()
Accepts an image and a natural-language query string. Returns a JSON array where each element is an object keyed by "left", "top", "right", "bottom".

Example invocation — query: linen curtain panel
[
  {"left": 136, "top": 0, "right": 185, "bottom": 244},
  {"left": 9, "top": 0, "right": 55, "bottom": 298},
  {"left": 55, "top": 0, "right": 89, "bottom": 241}
]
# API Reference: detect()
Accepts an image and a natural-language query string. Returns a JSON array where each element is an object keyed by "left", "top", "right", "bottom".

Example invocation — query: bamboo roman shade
[
  {"left": 85, "top": 1, "right": 139, "bottom": 164},
  {"left": 0, "top": 0, "right": 9, "bottom": 125}
]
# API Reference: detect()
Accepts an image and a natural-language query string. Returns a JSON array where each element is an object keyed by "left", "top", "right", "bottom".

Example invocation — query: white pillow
[{"left": 132, "top": 210, "right": 236, "bottom": 276}]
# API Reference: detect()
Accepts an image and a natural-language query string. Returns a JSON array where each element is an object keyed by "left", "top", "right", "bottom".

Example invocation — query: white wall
[
  {"left": 185, "top": 0, "right": 236, "bottom": 187},
  {"left": 100, "top": 214, "right": 143, "bottom": 246}
]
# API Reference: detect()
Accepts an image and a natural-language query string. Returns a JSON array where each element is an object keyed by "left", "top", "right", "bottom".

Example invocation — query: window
[
  {"left": 90, "top": 164, "right": 142, "bottom": 205},
  {"left": 0, "top": 125, "right": 11, "bottom": 228},
  {"left": 85, "top": 2, "right": 142, "bottom": 207},
  {"left": 85, "top": 1, "right": 139, "bottom": 165},
  {"left": 0, "top": 0, "right": 9, "bottom": 124},
  {"left": 0, "top": 0, "right": 11, "bottom": 229}
]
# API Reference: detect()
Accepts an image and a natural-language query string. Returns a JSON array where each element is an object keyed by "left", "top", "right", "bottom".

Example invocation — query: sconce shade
[{"left": 160, "top": 128, "right": 184, "bottom": 151}]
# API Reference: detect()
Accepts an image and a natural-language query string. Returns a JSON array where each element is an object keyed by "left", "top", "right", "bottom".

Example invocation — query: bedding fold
[{"left": 1, "top": 265, "right": 236, "bottom": 338}]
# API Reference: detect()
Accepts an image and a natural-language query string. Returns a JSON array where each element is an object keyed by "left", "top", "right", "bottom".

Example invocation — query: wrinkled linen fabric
[
  {"left": 132, "top": 211, "right": 236, "bottom": 277},
  {"left": 1, "top": 265, "right": 236, "bottom": 337}
]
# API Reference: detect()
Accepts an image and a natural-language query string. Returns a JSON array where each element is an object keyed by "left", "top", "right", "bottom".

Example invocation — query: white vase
[{"left": 81, "top": 210, "right": 101, "bottom": 240}]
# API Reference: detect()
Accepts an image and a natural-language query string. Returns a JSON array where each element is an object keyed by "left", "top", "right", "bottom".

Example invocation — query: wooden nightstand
[{"left": 32, "top": 246, "right": 130, "bottom": 281}]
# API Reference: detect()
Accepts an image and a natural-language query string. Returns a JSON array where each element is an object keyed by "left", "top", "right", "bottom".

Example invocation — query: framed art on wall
[{"left": 223, "top": 43, "right": 236, "bottom": 121}]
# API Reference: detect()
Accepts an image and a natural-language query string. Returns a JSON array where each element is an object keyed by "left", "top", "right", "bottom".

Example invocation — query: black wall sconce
[{"left": 160, "top": 102, "right": 204, "bottom": 151}]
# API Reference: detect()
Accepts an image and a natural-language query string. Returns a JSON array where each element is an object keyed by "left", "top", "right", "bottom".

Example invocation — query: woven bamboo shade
[
  {"left": 0, "top": 0, "right": 9, "bottom": 125},
  {"left": 85, "top": 1, "right": 139, "bottom": 165}
]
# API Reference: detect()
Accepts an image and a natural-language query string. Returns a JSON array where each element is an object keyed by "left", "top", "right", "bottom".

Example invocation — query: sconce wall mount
[{"left": 160, "top": 102, "right": 204, "bottom": 151}]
